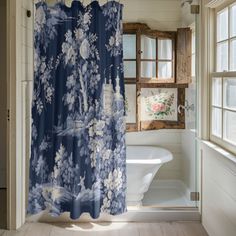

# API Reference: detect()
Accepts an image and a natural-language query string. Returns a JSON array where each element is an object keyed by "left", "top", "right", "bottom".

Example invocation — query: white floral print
[{"left": 29, "top": 1, "right": 126, "bottom": 220}]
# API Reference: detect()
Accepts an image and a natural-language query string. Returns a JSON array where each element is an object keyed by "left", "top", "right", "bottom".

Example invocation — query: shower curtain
[{"left": 28, "top": 0, "right": 126, "bottom": 219}]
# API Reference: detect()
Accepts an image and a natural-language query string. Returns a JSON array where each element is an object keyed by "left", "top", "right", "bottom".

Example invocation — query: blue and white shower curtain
[{"left": 28, "top": 0, "right": 126, "bottom": 219}]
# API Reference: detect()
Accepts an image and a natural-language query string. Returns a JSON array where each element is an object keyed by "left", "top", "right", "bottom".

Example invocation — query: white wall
[
  {"left": 64, "top": 0, "right": 182, "bottom": 31},
  {"left": 201, "top": 142, "right": 236, "bottom": 236},
  {"left": 0, "top": 0, "right": 7, "bottom": 188},
  {"left": 122, "top": 0, "right": 182, "bottom": 31}
]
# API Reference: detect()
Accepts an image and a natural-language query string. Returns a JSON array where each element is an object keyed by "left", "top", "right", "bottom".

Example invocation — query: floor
[
  {"left": 143, "top": 188, "right": 194, "bottom": 207},
  {"left": 0, "top": 222, "right": 208, "bottom": 236},
  {"left": 0, "top": 189, "right": 208, "bottom": 236}
]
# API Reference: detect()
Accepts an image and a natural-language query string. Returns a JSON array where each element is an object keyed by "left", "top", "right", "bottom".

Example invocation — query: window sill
[{"left": 200, "top": 140, "right": 236, "bottom": 165}]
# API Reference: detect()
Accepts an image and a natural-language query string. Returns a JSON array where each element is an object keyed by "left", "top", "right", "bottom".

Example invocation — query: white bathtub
[{"left": 126, "top": 145, "right": 173, "bottom": 206}]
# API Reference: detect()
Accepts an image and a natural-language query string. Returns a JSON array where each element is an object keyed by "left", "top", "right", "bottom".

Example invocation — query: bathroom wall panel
[{"left": 201, "top": 142, "right": 236, "bottom": 236}]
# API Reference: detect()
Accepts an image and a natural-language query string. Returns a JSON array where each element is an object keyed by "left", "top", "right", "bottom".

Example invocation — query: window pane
[
  {"left": 217, "top": 41, "right": 228, "bottom": 72},
  {"left": 212, "top": 107, "right": 222, "bottom": 137},
  {"left": 230, "top": 4, "right": 236, "bottom": 37},
  {"left": 224, "top": 110, "right": 236, "bottom": 145},
  {"left": 123, "top": 34, "right": 136, "bottom": 59},
  {"left": 217, "top": 8, "right": 228, "bottom": 42},
  {"left": 158, "top": 39, "right": 172, "bottom": 60},
  {"left": 223, "top": 78, "right": 236, "bottom": 110},
  {"left": 125, "top": 84, "right": 136, "bottom": 123},
  {"left": 158, "top": 62, "right": 172, "bottom": 79},
  {"left": 230, "top": 39, "right": 236, "bottom": 71},
  {"left": 212, "top": 78, "right": 222, "bottom": 106},
  {"left": 124, "top": 61, "right": 136, "bottom": 78},
  {"left": 141, "top": 35, "right": 156, "bottom": 60},
  {"left": 141, "top": 61, "right": 156, "bottom": 78}
]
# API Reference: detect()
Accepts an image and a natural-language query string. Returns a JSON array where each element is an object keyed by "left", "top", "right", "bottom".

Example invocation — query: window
[
  {"left": 140, "top": 35, "right": 174, "bottom": 81},
  {"left": 210, "top": 2, "right": 236, "bottom": 153},
  {"left": 123, "top": 23, "right": 191, "bottom": 132}
]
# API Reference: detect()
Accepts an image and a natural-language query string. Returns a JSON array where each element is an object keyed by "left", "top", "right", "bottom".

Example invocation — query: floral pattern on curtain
[{"left": 28, "top": 0, "right": 126, "bottom": 219}]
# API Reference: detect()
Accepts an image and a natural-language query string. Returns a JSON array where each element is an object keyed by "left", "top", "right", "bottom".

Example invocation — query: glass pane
[
  {"left": 123, "top": 34, "right": 136, "bottom": 59},
  {"left": 217, "top": 8, "right": 228, "bottom": 42},
  {"left": 223, "top": 78, "right": 236, "bottom": 109},
  {"left": 212, "top": 107, "right": 222, "bottom": 137},
  {"left": 230, "top": 4, "right": 236, "bottom": 37},
  {"left": 141, "top": 35, "right": 156, "bottom": 60},
  {"left": 141, "top": 61, "right": 156, "bottom": 78},
  {"left": 158, "top": 62, "right": 172, "bottom": 79},
  {"left": 212, "top": 78, "right": 222, "bottom": 106},
  {"left": 224, "top": 110, "right": 236, "bottom": 144},
  {"left": 124, "top": 61, "right": 136, "bottom": 78},
  {"left": 158, "top": 39, "right": 172, "bottom": 60},
  {"left": 230, "top": 39, "right": 236, "bottom": 71},
  {"left": 217, "top": 41, "right": 228, "bottom": 72},
  {"left": 125, "top": 84, "right": 136, "bottom": 123}
]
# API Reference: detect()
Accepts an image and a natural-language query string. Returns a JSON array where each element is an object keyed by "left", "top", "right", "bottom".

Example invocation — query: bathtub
[{"left": 126, "top": 145, "right": 173, "bottom": 206}]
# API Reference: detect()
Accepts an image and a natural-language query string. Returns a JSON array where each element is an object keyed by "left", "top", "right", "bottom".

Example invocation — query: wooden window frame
[
  {"left": 139, "top": 30, "right": 176, "bottom": 84},
  {"left": 123, "top": 23, "right": 187, "bottom": 132}
]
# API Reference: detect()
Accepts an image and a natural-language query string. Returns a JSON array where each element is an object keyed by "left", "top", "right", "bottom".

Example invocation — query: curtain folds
[{"left": 28, "top": 0, "right": 126, "bottom": 219}]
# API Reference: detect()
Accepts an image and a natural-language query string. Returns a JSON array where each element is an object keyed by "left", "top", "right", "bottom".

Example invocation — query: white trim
[
  {"left": 201, "top": 140, "right": 236, "bottom": 164},
  {"left": 26, "top": 208, "right": 200, "bottom": 223},
  {"left": 7, "top": 0, "right": 25, "bottom": 230},
  {"left": 206, "top": 0, "right": 234, "bottom": 8},
  {"left": 209, "top": 1, "right": 236, "bottom": 155}
]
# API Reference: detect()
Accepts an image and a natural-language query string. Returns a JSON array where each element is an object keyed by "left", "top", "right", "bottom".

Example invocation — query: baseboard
[
  {"left": 0, "top": 169, "right": 6, "bottom": 188},
  {"left": 149, "top": 179, "right": 194, "bottom": 206},
  {"left": 26, "top": 208, "right": 200, "bottom": 223}
]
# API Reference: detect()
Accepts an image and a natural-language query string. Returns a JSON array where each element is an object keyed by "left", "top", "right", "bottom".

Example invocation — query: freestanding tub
[{"left": 126, "top": 145, "right": 173, "bottom": 206}]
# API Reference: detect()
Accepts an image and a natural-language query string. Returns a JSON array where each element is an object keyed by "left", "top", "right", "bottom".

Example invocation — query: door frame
[{"left": 6, "top": 0, "right": 26, "bottom": 230}]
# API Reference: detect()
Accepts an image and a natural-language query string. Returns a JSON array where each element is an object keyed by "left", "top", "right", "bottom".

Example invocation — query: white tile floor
[{"left": 143, "top": 188, "right": 195, "bottom": 207}]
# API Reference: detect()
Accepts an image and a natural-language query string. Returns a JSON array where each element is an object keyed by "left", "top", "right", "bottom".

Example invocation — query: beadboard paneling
[{"left": 201, "top": 142, "right": 236, "bottom": 236}]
